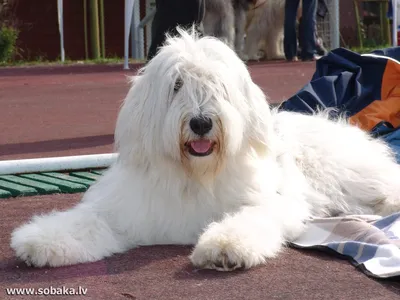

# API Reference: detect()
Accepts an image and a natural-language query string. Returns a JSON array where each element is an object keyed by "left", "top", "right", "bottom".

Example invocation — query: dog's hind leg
[
  {"left": 301, "top": 123, "right": 400, "bottom": 217},
  {"left": 215, "top": 13, "right": 235, "bottom": 49},
  {"left": 333, "top": 139, "right": 400, "bottom": 217},
  {"left": 342, "top": 165, "right": 400, "bottom": 217},
  {"left": 10, "top": 202, "right": 126, "bottom": 267},
  {"left": 203, "top": 13, "right": 235, "bottom": 48},
  {"left": 202, "top": 0, "right": 235, "bottom": 49},
  {"left": 264, "top": 28, "right": 285, "bottom": 60},
  {"left": 234, "top": 5, "right": 247, "bottom": 56},
  {"left": 360, "top": 162, "right": 400, "bottom": 217},
  {"left": 242, "top": 20, "right": 265, "bottom": 61}
]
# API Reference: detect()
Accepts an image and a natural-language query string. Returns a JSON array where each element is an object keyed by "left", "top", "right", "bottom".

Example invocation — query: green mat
[{"left": 0, "top": 169, "right": 106, "bottom": 199}]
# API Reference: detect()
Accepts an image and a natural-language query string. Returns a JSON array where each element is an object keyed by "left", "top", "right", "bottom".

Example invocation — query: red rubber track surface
[
  {"left": 0, "top": 61, "right": 313, "bottom": 160},
  {"left": 1, "top": 63, "right": 398, "bottom": 300}
]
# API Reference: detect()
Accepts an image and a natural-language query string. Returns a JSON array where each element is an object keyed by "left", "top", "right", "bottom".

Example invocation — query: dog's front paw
[
  {"left": 189, "top": 223, "right": 266, "bottom": 271},
  {"left": 242, "top": 52, "right": 264, "bottom": 62},
  {"left": 256, "top": 50, "right": 266, "bottom": 60},
  {"left": 11, "top": 222, "right": 90, "bottom": 268}
]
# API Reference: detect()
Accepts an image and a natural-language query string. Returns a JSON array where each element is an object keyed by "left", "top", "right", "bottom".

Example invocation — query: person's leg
[
  {"left": 284, "top": 0, "right": 301, "bottom": 61},
  {"left": 300, "top": 0, "right": 318, "bottom": 60},
  {"left": 297, "top": 16, "right": 303, "bottom": 55}
]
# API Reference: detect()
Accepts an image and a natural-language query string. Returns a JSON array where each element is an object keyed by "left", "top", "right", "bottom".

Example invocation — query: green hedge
[{"left": 0, "top": 26, "right": 18, "bottom": 63}]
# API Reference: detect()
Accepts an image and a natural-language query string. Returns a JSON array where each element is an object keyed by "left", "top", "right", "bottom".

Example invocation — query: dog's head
[{"left": 115, "top": 28, "right": 273, "bottom": 179}]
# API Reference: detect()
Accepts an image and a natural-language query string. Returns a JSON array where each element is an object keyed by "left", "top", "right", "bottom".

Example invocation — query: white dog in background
[
  {"left": 243, "top": 0, "right": 301, "bottom": 61},
  {"left": 201, "top": 0, "right": 297, "bottom": 61},
  {"left": 11, "top": 29, "right": 400, "bottom": 271},
  {"left": 202, "top": 0, "right": 251, "bottom": 55}
]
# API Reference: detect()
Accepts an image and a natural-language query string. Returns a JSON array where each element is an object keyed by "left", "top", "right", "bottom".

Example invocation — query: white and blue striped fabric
[{"left": 291, "top": 213, "right": 400, "bottom": 278}]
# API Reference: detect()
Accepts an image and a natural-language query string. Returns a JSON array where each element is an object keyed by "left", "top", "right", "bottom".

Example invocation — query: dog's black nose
[{"left": 190, "top": 116, "right": 213, "bottom": 135}]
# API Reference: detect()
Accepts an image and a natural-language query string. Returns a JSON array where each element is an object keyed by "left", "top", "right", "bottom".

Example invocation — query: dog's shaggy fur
[
  {"left": 201, "top": 0, "right": 299, "bottom": 61},
  {"left": 10, "top": 29, "right": 400, "bottom": 271},
  {"left": 202, "top": 0, "right": 251, "bottom": 54},
  {"left": 243, "top": 0, "right": 300, "bottom": 61},
  {"left": 243, "top": 0, "right": 285, "bottom": 60}
]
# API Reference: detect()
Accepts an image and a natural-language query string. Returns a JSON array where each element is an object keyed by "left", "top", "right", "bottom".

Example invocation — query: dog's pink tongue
[{"left": 190, "top": 140, "right": 212, "bottom": 153}]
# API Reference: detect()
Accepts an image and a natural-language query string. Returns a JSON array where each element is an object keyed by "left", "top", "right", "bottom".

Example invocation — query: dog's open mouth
[{"left": 186, "top": 139, "right": 215, "bottom": 157}]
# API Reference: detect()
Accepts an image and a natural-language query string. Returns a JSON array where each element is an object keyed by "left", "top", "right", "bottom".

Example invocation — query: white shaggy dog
[
  {"left": 10, "top": 29, "right": 400, "bottom": 271},
  {"left": 243, "top": 0, "right": 300, "bottom": 61}
]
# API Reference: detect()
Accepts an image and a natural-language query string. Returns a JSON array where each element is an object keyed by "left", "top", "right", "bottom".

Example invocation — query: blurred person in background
[{"left": 284, "top": 0, "right": 320, "bottom": 62}]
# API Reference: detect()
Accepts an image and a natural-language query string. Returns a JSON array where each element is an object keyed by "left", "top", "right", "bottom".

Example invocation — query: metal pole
[
  {"left": 99, "top": 0, "right": 106, "bottom": 58},
  {"left": 131, "top": 9, "right": 136, "bottom": 59},
  {"left": 124, "top": 0, "right": 135, "bottom": 69},
  {"left": 57, "top": 0, "right": 65, "bottom": 62},
  {"left": 83, "top": 0, "right": 89, "bottom": 59},
  {"left": 134, "top": 0, "right": 143, "bottom": 60},
  {"left": 138, "top": 8, "right": 156, "bottom": 28},
  {"left": 330, "top": 0, "right": 340, "bottom": 49},
  {"left": 89, "top": 0, "right": 101, "bottom": 59},
  {"left": 145, "top": 0, "right": 152, "bottom": 57},
  {"left": 133, "top": 0, "right": 141, "bottom": 59},
  {"left": 393, "top": 0, "right": 398, "bottom": 47}
]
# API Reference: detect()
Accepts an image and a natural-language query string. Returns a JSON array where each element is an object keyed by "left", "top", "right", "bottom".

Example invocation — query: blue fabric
[
  {"left": 382, "top": 129, "right": 400, "bottom": 163},
  {"left": 279, "top": 47, "right": 400, "bottom": 163},
  {"left": 327, "top": 242, "right": 378, "bottom": 264},
  {"left": 291, "top": 213, "right": 400, "bottom": 278},
  {"left": 370, "top": 122, "right": 399, "bottom": 163},
  {"left": 371, "top": 47, "right": 400, "bottom": 61},
  {"left": 280, "top": 48, "right": 387, "bottom": 117}
]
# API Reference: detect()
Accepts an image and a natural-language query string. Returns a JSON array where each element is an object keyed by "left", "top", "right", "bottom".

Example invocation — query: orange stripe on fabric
[{"left": 349, "top": 59, "right": 400, "bottom": 131}]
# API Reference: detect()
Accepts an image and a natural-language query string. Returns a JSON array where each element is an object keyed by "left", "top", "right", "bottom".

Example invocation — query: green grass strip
[
  {"left": 20, "top": 174, "right": 87, "bottom": 193},
  {"left": 69, "top": 172, "right": 101, "bottom": 181},
  {"left": 0, "top": 175, "right": 61, "bottom": 195},
  {"left": 91, "top": 169, "right": 106, "bottom": 175},
  {"left": 41, "top": 172, "right": 96, "bottom": 187},
  {"left": 0, "top": 178, "right": 39, "bottom": 197},
  {"left": 0, "top": 188, "right": 12, "bottom": 198}
]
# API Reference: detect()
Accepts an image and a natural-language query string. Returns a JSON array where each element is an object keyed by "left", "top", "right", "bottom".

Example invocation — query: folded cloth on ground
[
  {"left": 279, "top": 47, "right": 400, "bottom": 163},
  {"left": 279, "top": 47, "right": 400, "bottom": 278},
  {"left": 290, "top": 213, "right": 400, "bottom": 278}
]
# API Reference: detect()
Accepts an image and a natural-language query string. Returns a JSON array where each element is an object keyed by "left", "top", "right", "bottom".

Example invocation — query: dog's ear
[
  {"left": 114, "top": 75, "right": 149, "bottom": 163},
  {"left": 245, "top": 82, "right": 274, "bottom": 158}
]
